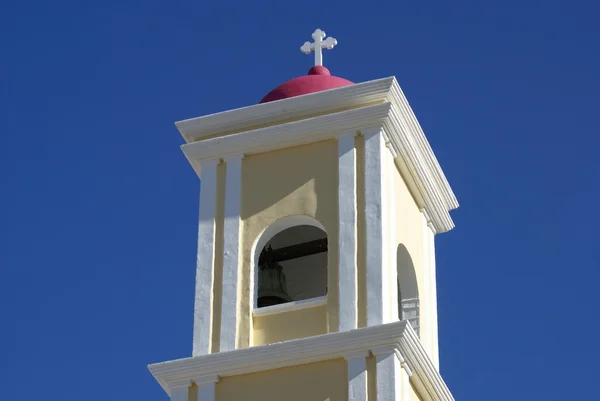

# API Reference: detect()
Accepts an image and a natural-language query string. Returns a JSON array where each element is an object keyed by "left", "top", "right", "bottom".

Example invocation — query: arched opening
[
  {"left": 254, "top": 218, "right": 328, "bottom": 309},
  {"left": 397, "top": 244, "right": 420, "bottom": 336}
]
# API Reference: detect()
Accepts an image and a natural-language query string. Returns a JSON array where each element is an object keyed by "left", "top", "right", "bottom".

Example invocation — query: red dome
[{"left": 260, "top": 66, "right": 353, "bottom": 103}]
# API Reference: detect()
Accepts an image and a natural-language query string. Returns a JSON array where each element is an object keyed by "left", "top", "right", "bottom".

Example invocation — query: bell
[{"left": 257, "top": 246, "right": 292, "bottom": 307}]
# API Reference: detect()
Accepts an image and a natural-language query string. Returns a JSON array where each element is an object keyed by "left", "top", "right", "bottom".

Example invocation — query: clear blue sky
[{"left": 2, "top": 0, "right": 599, "bottom": 400}]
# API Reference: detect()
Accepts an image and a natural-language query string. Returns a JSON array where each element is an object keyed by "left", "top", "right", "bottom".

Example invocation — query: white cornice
[
  {"left": 148, "top": 321, "right": 455, "bottom": 401},
  {"left": 178, "top": 76, "right": 458, "bottom": 232},
  {"left": 175, "top": 78, "right": 395, "bottom": 143}
]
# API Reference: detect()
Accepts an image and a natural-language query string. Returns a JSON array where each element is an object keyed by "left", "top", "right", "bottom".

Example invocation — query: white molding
[
  {"left": 337, "top": 134, "right": 358, "bottom": 332},
  {"left": 364, "top": 130, "right": 388, "bottom": 326},
  {"left": 178, "top": 76, "right": 458, "bottom": 233},
  {"left": 192, "top": 163, "right": 218, "bottom": 357},
  {"left": 182, "top": 103, "right": 390, "bottom": 163},
  {"left": 149, "top": 321, "right": 454, "bottom": 401},
  {"left": 219, "top": 154, "right": 243, "bottom": 352},
  {"left": 347, "top": 354, "right": 367, "bottom": 401},
  {"left": 176, "top": 78, "right": 396, "bottom": 143},
  {"left": 252, "top": 295, "right": 327, "bottom": 317}
]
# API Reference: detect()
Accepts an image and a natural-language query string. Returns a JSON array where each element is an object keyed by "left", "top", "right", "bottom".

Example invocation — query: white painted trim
[
  {"left": 250, "top": 215, "right": 327, "bottom": 311},
  {"left": 193, "top": 376, "right": 218, "bottom": 401},
  {"left": 219, "top": 154, "right": 243, "bottom": 352},
  {"left": 389, "top": 147, "right": 399, "bottom": 322},
  {"left": 182, "top": 104, "right": 390, "bottom": 163},
  {"left": 346, "top": 352, "right": 368, "bottom": 401},
  {"left": 428, "top": 223, "right": 439, "bottom": 369},
  {"left": 178, "top": 77, "right": 458, "bottom": 233},
  {"left": 192, "top": 163, "right": 218, "bottom": 357},
  {"left": 337, "top": 134, "right": 358, "bottom": 332},
  {"left": 252, "top": 296, "right": 327, "bottom": 317},
  {"left": 364, "top": 130, "right": 388, "bottom": 326},
  {"left": 175, "top": 78, "right": 396, "bottom": 142},
  {"left": 169, "top": 379, "right": 192, "bottom": 400},
  {"left": 374, "top": 349, "right": 402, "bottom": 401},
  {"left": 149, "top": 321, "right": 454, "bottom": 401}
]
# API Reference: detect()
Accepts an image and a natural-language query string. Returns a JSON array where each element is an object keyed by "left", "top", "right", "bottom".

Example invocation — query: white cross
[{"left": 300, "top": 29, "right": 337, "bottom": 67}]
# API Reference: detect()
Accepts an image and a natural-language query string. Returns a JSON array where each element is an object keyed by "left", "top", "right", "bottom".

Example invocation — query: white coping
[{"left": 148, "top": 321, "right": 455, "bottom": 401}]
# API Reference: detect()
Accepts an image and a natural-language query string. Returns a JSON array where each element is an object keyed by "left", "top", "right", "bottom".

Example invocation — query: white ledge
[
  {"left": 252, "top": 296, "right": 327, "bottom": 317},
  {"left": 148, "top": 321, "right": 455, "bottom": 401}
]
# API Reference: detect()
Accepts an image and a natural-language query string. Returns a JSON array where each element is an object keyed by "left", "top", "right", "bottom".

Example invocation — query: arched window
[
  {"left": 254, "top": 218, "right": 328, "bottom": 309},
  {"left": 397, "top": 244, "right": 420, "bottom": 336}
]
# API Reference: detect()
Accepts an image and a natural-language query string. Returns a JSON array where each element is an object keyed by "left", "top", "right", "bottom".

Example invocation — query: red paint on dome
[{"left": 260, "top": 66, "right": 353, "bottom": 103}]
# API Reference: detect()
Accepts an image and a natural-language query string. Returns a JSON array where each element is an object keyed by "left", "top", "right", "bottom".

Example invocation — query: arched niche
[
  {"left": 251, "top": 215, "right": 328, "bottom": 309},
  {"left": 397, "top": 244, "right": 420, "bottom": 336}
]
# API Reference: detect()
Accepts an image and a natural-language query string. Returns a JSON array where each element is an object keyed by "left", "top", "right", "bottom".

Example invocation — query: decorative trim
[
  {"left": 169, "top": 379, "right": 192, "bottom": 401},
  {"left": 182, "top": 103, "right": 390, "bottom": 163},
  {"left": 375, "top": 350, "right": 402, "bottom": 401},
  {"left": 179, "top": 76, "right": 458, "bottom": 233},
  {"left": 344, "top": 350, "right": 370, "bottom": 360},
  {"left": 175, "top": 78, "right": 396, "bottom": 143},
  {"left": 192, "top": 163, "right": 218, "bottom": 357},
  {"left": 347, "top": 354, "right": 368, "bottom": 401},
  {"left": 194, "top": 376, "right": 218, "bottom": 401},
  {"left": 148, "top": 321, "right": 454, "bottom": 401},
  {"left": 219, "top": 154, "right": 243, "bottom": 352},
  {"left": 252, "top": 296, "right": 327, "bottom": 317},
  {"left": 193, "top": 375, "right": 219, "bottom": 385},
  {"left": 337, "top": 134, "right": 358, "bottom": 332}
]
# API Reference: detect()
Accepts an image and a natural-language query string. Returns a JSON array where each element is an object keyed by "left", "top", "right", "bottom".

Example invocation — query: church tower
[{"left": 149, "top": 29, "right": 459, "bottom": 401}]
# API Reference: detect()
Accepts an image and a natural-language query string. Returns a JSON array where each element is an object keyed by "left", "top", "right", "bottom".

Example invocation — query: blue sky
[{"left": 2, "top": 0, "right": 599, "bottom": 400}]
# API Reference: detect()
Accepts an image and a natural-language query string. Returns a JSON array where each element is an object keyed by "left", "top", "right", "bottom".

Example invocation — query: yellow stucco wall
[
  {"left": 390, "top": 155, "right": 435, "bottom": 358},
  {"left": 239, "top": 140, "right": 340, "bottom": 347},
  {"left": 216, "top": 359, "right": 347, "bottom": 401},
  {"left": 252, "top": 304, "right": 327, "bottom": 346}
]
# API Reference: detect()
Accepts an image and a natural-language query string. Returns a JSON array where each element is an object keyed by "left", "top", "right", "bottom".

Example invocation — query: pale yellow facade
[
  {"left": 204, "top": 136, "right": 437, "bottom": 358},
  {"left": 216, "top": 359, "right": 347, "bottom": 401}
]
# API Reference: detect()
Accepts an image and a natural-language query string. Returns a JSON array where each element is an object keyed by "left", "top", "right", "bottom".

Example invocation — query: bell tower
[{"left": 149, "top": 29, "right": 459, "bottom": 401}]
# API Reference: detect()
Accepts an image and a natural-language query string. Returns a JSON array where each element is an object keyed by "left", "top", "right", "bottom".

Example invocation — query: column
[
  {"left": 364, "top": 129, "right": 390, "bottom": 326},
  {"left": 338, "top": 133, "right": 358, "bottom": 332},
  {"left": 345, "top": 351, "right": 368, "bottom": 401},
  {"left": 372, "top": 346, "right": 402, "bottom": 401},
  {"left": 194, "top": 376, "right": 219, "bottom": 401},
  {"left": 220, "top": 154, "right": 243, "bottom": 352},
  {"left": 193, "top": 159, "right": 219, "bottom": 357},
  {"left": 169, "top": 380, "right": 192, "bottom": 401}
]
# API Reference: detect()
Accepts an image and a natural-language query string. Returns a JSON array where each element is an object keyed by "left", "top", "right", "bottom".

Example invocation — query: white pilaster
[
  {"left": 427, "top": 220, "right": 439, "bottom": 369},
  {"left": 364, "top": 129, "right": 389, "bottom": 326},
  {"left": 372, "top": 346, "right": 402, "bottom": 401},
  {"left": 194, "top": 376, "right": 219, "bottom": 401},
  {"left": 387, "top": 143, "right": 399, "bottom": 322},
  {"left": 193, "top": 159, "right": 219, "bottom": 357},
  {"left": 338, "top": 133, "right": 358, "bottom": 332},
  {"left": 345, "top": 351, "right": 368, "bottom": 401},
  {"left": 220, "top": 154, "right": 243, "bottom": 352},
  {"left": 169, "top": 380, "right": 192, "bottom": 401}
]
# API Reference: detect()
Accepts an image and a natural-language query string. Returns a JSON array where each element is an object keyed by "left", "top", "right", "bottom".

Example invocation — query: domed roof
[{"left": 260, "top": 66, "right": 354, "bottom": 104}]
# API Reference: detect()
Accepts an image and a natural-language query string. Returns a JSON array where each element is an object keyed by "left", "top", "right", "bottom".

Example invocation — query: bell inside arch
[{"left": 257, "top": 245, "right": 292, "bottom": 308}]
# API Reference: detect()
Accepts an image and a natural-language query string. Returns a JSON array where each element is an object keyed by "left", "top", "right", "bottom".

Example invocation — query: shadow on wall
[{"left": 397, "top": 244, "right": 420, "bottom": 336}]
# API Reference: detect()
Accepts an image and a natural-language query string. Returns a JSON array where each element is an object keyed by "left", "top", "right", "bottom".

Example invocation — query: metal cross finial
[{"left": 300, "top": 29, "right": 337, "bottom": 67}]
